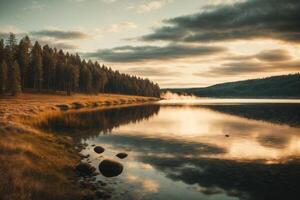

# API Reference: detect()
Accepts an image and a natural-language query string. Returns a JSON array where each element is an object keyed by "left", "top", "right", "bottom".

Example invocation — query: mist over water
[
  {"left": 160, "top": 91, "right": 196, "bottom": 100},
  {"left": 159, "top": 93, "right": 300, "bottom": 105}
]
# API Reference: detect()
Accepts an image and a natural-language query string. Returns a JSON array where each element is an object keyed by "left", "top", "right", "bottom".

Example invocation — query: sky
[{"left": 0, "top": 0, "right": 299, "bottom": 88}]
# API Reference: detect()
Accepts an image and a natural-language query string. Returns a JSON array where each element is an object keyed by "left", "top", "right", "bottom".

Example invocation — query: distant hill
[{"left": 162, "top": 74, "right": 300, "bottom": 98}]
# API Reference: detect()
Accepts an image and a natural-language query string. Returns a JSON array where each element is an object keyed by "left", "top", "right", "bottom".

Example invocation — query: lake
[{"left": 42, "top": 99, "right": 300, "bottom": 200}]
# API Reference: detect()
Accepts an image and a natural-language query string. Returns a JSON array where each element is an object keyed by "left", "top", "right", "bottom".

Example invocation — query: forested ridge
[
  {"left": 163, "top": 74, "right": 300, "bottom": 98},
  {"left": 0, "top": 33, "right": 160, "bottom": 97}
]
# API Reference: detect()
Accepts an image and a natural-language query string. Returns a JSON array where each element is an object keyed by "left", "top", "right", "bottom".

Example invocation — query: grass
[
  {"left": 0, "top": 92, "right": 158, "bottom": 200},
  {"left": 0, "top": 125, "right": 82, "bottom": 200}
]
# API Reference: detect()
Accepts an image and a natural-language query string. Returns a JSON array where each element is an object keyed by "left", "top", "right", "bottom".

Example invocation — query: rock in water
[
  {"left": 94, "top": 146, "right": 105, "bottom": 154},
  {"left": 116, "top": 152, "right": 128, "bottom": 159},
  {"left": 76, "top": 162, "right": 96, "bottom": 176},
  {"left": 99, "top": 159, "right": 123, "bottom": 177}
]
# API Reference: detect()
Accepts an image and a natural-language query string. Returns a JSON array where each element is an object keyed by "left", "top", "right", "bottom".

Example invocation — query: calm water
[{"left": 43, "top": 99, "right": 300, "bottom": 200}]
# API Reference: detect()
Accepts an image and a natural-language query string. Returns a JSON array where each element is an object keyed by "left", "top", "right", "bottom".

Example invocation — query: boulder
[
  {"left": 116, "top": 152, "right": 128, "bottom": 159},
  {"left": 94, "top": 146, "right": 105, "bottom": 154},
  {"left": 99, "top": 159, "right": 123, "bottom": 177}
]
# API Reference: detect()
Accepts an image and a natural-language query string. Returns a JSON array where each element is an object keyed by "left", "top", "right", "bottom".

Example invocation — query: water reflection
[
  {"left": 38, "top": 104, "right": 160, "bottom": 138},
  {"left": 203, "top": 104, "right": 300, "bottom": 127},
  {"left": 41, "top": 102, "right": 300, "bottom": 200}
]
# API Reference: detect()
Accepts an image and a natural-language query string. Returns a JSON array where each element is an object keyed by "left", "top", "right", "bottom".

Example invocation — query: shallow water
[{"left": 46, "top": 99, "right": 300, "bottom": 200}]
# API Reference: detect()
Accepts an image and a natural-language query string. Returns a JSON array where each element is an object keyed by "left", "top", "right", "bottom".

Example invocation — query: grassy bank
[{"left": 0, "top": 93, "right": 158, "bottom": 200}]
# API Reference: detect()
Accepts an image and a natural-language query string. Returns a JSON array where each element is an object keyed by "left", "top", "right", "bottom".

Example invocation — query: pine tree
[
  {"left": 0, "top": 61, "right": 8, "bottom": 94},
  {"left": 0, "top": 39, "right": 4, "bottom": 63},
  {"left": 9, "top": 61, "right": 21, "bottom": 96},
  {"left": 55, "top": 50, "right": 66, "bottom": 91},
  {"left": 100, "top": 70, "right": 108, "bottom": 93},
  {"left": 0, "top": 34, "right": 160, "bottom": 97},
  {"left": 81, "top": 67, "right": 93, "bottom": 93},
  {"left": 31, "top": 41, "right": 43, "bottom": 91},
  {"left": 42, "top": 45, "right": 54, "bottom": 90},
  {"left": 6, "top": 33, "right": 17, "bottom": 51},
  {"left": 79, "top": 61, "right": 87, "bottom": 92},
  {"left": 17, "top": 36, "right": 31, "bottom": 89}
]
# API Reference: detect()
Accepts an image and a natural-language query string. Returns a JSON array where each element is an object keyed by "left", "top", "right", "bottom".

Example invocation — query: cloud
[
  {"left": 141, "top": 0, "right": 300, "bottom": 43},
  {"left": 196, "top": 48, "right": 295, "bottom": 77},
  {"left": 32, "top": 38, "right": 77, "bottom": 50},
  {"left": 68, "top": 0, "right": 89, "bottom": 2},
  {"left": 31, "top": 29, "right": 90, "bottom": 40},
  {"left": 125, "top": 67, "right": 181, "bottom": 76},
  {"left": 0, "top": 26, "right": 77, "bottom": 50},
  {"left": 196, "top": 61, "right": 266, "bottom": 76},
  {"left": 68, "top": 0, "right": 118, "bottom": 3},
  {"left": 101, "top": 0, "right": 117, "bottom": 3},
  {"left": 228, "top": 49, "right": 293, "bottom": 62},
  {"left": 128, "top": 0, "right": 173, "bottom": 13},
  {"left": 84, "top": 44, "right": 226, "bottom": 63},
  {"left": 102, "top": 21, "right": 138, "bottom": 33},
  {"left": 51, "top": 42, "right": 77, "bottom": 50},
  {"left": 195, "top": 60, "right": 300, "bottom": 77},
  {"left": 0, "top": 26, "right": 25, "bottom": 39},
  {"left": 24, "top": 1, "right": 46, "bottom": 11},
  {"left": 202, "top": 0, "right": 245, "bottom": 8},
  {"left": 255, "top": 49, "right": 292, "bottom": 62},
  {"left": 0, "top": 26, "right": 23, "bottom": 34}
]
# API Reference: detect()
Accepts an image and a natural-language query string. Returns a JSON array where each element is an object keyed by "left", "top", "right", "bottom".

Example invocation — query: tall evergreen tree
[
  {"left": 0, "top": 39, "right": 4, "bottom": 63},
  {"left": 17, "top": 36, "right": 31, "bottom": 89},
  {"left": 6, "top": 33, "right": 17, "bottom": 51},
  {"left": 31, "top": 41, "right": 43, "bottom": 91},
  {"left": 0, "top": 61, "right": 7, "bottom": 94},
  {"left": 100, "top": 66, "right": 108, "bottom": 93},
  {"left": 42, "top": 45, "right": 56, "bottom": 90},
  {"left": 0, "top": 34, "right": 161, "bottom": 97},
  {"left": 55, "top": 50, "right": 66, "bottom": 91},
  {"left": 6, "top": 33, "right": 17, "bottom": 63},
  {"left": 9, "top": 61, "right": 21, "bottom": 95}
]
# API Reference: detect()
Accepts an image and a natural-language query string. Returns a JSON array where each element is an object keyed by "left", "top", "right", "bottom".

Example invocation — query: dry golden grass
[
  {"left": 0, "top": 92, "right": 157, "bottom": 122},
  {"left": 0, "top": 125, "right": 82, "bottom": 200},
  {"left": 0, "top": 92, "right": 158, "bottom": 200}
]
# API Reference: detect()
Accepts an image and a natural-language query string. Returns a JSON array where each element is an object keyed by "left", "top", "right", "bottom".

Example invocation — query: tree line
[{"left": 0, "top": 33, "right": 160, "bottom": 97}]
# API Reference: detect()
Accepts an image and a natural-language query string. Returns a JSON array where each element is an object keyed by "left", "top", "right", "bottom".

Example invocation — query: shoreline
[{"left": 0, "top": 92, "right": 159, "bottom": 200}]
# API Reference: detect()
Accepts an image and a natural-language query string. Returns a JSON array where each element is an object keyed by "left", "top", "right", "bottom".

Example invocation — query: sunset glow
[{"left": 1, "top": 0, "right": 299, "bottom": 88}]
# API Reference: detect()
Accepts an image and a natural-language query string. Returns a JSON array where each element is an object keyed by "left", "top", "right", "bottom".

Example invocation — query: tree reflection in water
[{"left": 38, "top": 104, "right": 160, "bottom": 138}]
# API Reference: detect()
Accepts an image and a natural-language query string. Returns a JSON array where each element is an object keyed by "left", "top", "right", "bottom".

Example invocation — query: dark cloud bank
[
  {"left": 31, "top": 29, "right": 89, "bottom": 40},
  {"left": 84, "top": 44, "right": 226, "bottom": 62},
  {"left": 195, "top": 49, "right": 300, "bottom": 77},
  {"left": 84, "top": 0, "right": 299, "bottom": 69},
  {"left": 125, "top": 67, "right": 181, "bottom": 76},
  {"left": 141, "top": 0, "right": 300, "bottom": 43}
]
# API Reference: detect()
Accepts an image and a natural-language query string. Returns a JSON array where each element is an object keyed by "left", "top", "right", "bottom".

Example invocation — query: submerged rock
[
  {"left": 94, "top": 146, "right": 105, "bottom": 154},
  {"left": 225, "top": 134, "right": 230, "bottom": 137},
  {"left": 116, "top": 152, "right": 128, "bottom": 159},
  {"left": 76, "top": 162, "right": 96, "bottom": 176},
  {"left": 99, "top": 159, "right": 123, "bottom": 177}
]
